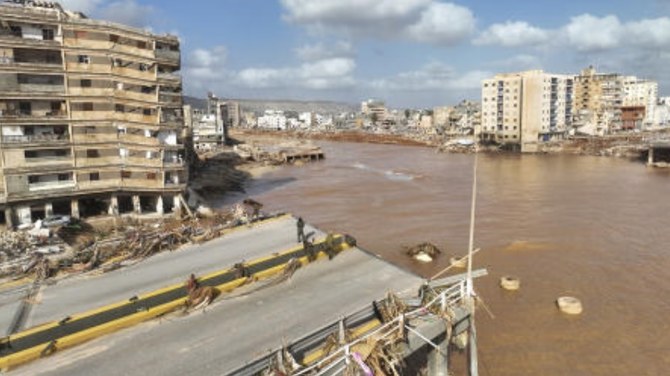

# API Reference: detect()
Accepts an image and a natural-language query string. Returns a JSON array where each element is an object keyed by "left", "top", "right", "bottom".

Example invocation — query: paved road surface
[
  {"left": 20, "top": 216, "right": 318, "bottom": 329},
  {"left": 12, "top": 246, "right": 421, "bottom": 375}
]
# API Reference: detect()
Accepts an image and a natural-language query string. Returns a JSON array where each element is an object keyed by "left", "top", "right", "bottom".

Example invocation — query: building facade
[
  {"left": 573, "top": 66, "right": 624, "bottom": 135},
  {"left": 479, "top": 70, "right": 573, "bottom": 152},
  {"left": 622, "top": 76, "right": 657, "bottom": 128},
  {"left": 0, "top": 1, "right": 186, "bottom": 227}
]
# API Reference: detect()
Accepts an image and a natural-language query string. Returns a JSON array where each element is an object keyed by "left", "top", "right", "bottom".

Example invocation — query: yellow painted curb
[
  {"left": 301, "top": 318, "right": 382, "bottom": 365},
  {"left": 0, "top": 277, "right": 33, "bottom": 292},
  {"left": 0, "top": 234, "right": 352, "bottom": 371}
]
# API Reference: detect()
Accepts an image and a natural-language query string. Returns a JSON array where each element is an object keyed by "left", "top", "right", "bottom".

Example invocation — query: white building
[
  {"left": 480, "top": 70, "right": 574, "bottom": 152},
  {"left": 298, "top": 112, "right": 314, "bottom": 128},
  {"left": 257, "top": 110, "right": 287, "bottom": 130},
  {"left": 623, "top": 77, "right": 658, "bottom": 128}
]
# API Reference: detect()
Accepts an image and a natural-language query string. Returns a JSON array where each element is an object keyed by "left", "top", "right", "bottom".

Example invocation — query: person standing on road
[{"left": 297, "top": 217, "right": 305, "bottom": 243}]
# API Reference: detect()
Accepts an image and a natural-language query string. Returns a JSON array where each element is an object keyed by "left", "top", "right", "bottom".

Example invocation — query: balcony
[
  {"left": 68, "top": 87, "right": 114, "bottom": 97},
  {"left": 114, "top": 90, "right": 157, "bottom": 102},
  {"left": 2, "top": 133, "right": 69, "bottom": 144},
  {"left": 155, "top": 49, "right": 180, "bottom": 62},
  {"left": 66, "top": 62, "right": 112, "bottom": 74},
  {"left": 28, "top": 180, "right": 75, "bottom": 192},
  {"left": 0, "top": 109, "right": 67, "bottom": 120},
  {"left": 112, "top": 66, "right": 155, "bottom": 81},
  {"left": 157, "top": 72, "right": 181, "bottom": 83}
]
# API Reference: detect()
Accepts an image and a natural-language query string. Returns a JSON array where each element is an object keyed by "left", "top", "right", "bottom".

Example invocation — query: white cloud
[
  {"left": 492, "top": 54, "right": 543, "bottom": 70},
  {"left": 563, "top": 14, "right": 623, "bottom": 51},
  {"left": 236, "top": 57, "right": 356, "bottom": 89},
  {"left": 280, "top": 0, "right": 474, "bottom": 45},
  {"left": 626, "top": 17, "right": 670, "bottom": 48},
  {"left": 370, "top": 62, "right": 490, "bottom": 91},
  {"left": 475, "top": 21, "right": 549, "bottom": 47},
  {"left": 295, "top": 41, "right": 354, "bottom": 61},
  {"left": 406, "top": 2, "right": 475, "bottom": 45},
  {"left": 184, "top": 46, "right": 228, "bottom": 81},
  {"left": 59, "top": 0, "right": 104, "bottom": 14},
  {"left": 97, "top": 0, "right": 154, "bottom": 28}
]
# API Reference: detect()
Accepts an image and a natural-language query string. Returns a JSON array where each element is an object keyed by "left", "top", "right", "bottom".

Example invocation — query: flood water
[{"left": 220, "top": 141, "right": 670, "bottom": 375}]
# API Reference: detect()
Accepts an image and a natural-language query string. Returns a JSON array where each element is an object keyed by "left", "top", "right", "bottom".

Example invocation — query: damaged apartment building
[{"left": 0, "top": 0, "right": 187, "bottom": 228}]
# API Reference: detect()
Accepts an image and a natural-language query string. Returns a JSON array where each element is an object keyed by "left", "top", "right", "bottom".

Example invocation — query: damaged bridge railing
[{"left": 227, "top": 269, "right": 487, "bottom": 376}]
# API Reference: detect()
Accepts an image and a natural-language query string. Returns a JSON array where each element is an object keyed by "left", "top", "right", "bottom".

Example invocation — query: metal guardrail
[{"left": 227, "top": 274, "right": 478, "bottom": 376}]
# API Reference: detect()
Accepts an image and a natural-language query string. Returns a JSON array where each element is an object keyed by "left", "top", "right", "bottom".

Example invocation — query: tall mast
[{"left": 466, "top": 153, "right": 478, "bottom": 296}]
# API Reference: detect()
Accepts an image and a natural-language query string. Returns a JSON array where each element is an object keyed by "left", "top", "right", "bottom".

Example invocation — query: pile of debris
[
  {"left": 405, "top": 242, "right": 441, "bottom": 263},
  {"left": 0, "top": 204, "right": 269, "bottom": 282},
  {"left": 438, "top": 138, "right": 476, "bottom": 153}
]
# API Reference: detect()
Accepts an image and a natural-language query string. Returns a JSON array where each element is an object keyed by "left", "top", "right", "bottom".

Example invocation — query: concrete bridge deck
[{"left": 4, "top": 217, "right": 422, "bottom": 375}]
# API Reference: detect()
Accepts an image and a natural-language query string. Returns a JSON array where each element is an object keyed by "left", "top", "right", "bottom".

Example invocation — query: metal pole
[
  {"left": 469, "top": 319, "right": 479, "bottom": 376},
  {"left": 466, "top": 153, "right": 478, "bottom": 296}
]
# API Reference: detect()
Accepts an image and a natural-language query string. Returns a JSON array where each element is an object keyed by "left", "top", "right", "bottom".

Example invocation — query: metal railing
[
  {"left": 2, "top": 133, "right": 69, "bottom": 143},
  {"left": 289, "top": 280, "right": 468, "bottom": 376}
]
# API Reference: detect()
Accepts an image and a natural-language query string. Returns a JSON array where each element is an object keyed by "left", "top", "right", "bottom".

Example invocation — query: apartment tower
[
  {"left": 479, "top": 70, "right": 573, "bottom": 152},
  {"left": 0, "top": 1, "right": 186, "bottom": 227}
]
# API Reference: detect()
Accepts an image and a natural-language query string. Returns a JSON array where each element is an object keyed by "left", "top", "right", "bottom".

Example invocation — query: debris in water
[
  {"left": 405, "top": 242, "right": 441, "bottom": 263},
  {"left": 556, "top": 296, "right": 583, "bottom": 315},
  {"left": 500, "top": 276, "right": 520, "bottom": 290}
]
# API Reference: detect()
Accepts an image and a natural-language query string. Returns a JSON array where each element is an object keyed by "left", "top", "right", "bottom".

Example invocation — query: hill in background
[{"left": 184, "top": 96, "right": 357, "bottom": 114}]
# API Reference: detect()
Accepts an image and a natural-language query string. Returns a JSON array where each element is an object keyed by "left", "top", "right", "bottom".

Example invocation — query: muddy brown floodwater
[{"left": 216, "top": 140, "right": 670, "bottom": 375}]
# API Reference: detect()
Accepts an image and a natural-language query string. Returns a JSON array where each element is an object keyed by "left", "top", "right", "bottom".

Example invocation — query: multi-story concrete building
[
  {"left": 573, "top": 66, "right": 624, "bottom": 135},
  {"left": 479, "top": 70, "right": 573, "bottom": 152},
  {"left": 623, "top": 76, "right": 658, "bottom": 128},
  {"left": 0, "top": 1, "right": 186, "bottom": 227},
  {"left": 361, "top": 99, "right": 387, "bottom": 123}
]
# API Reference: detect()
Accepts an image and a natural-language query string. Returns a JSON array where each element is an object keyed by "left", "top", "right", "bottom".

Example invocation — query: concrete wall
[{"left": 521, "top": 73, "right": 543, "bottom": 152}]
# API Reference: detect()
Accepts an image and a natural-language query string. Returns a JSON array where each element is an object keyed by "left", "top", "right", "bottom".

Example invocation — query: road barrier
[{"left": 0, "top": 234, "right": 355, "bottom": 371}]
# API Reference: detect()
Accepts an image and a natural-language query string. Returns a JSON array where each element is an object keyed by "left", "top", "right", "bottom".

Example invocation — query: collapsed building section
[{"left": 0, "top": 0, "right": 187, "bottom": 228}]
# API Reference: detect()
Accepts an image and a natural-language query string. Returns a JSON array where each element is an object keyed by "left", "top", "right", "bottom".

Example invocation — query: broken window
[
  {"left": 80, "top": 79, "right": 92, "bottom": 88},
  {"left": 146, "top": 172, "right": 156, "bottom": 180},
  {"left": 109, "top": 34, "right": 119, "bottom": 43},
  {"left": 121, "top": 171, "right": 131, "bottom": 179},
  {"left": 90, "top": 172, "right": 100, "bottom": 181},
  {"left": 139, "top": 63, "right": 149, "bottom": 72},
  {"left": 78, "top": 55, "right": 90, "bottom": 64},
  {"left": 86, "top": 149, "right": 100, "bottom": 158},
  {"left": 82, "top": 103, "right": 94, "bottom": 111}
]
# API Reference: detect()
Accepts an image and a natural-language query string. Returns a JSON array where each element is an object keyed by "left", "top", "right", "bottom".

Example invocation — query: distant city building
[
  {"left": 622, "top": 76, "right": 657, "bottom": 128},
  {"left": 257, "top": 110, "right": 287, "bottom": 130},
  {"left": 573, "top": 66, "right": 624, "bottom": 135},
  {"left": 361, "top": 99, "right": 387, "bottom": 123},
  {"left": 480, "top": 70, "right": 573, "bottom": 152}
]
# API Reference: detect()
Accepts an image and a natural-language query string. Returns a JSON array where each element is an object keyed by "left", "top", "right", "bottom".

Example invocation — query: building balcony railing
[
  {"left": 112, "top": 67, "right": 155, "bottom": 81},
  {"left": 114, "top": 90, "right": 157, "bottom": 102},
  {"left": 157, "top": 72, "right": 181, "bottom": 82},
  {"left": 0, "top": 110, "right": 67, "bottom": 119},
  {"left": 155, "top": 49, "right": 180, "bottom": 62},
  {"left": 2, "top": 133, "right": 69, "bottom": 144},
  {"left": 28, "top": 180, "right": 75, "bottom": 192}
]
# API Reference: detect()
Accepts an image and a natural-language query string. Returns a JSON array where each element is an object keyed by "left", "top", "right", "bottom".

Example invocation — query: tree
[{"left": 404, "top": 109, "right": 410, "bottom": 119}]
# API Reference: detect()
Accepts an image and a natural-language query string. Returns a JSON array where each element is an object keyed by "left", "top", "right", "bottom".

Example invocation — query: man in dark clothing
[{"left": 297, "top": 217, "right": 305, "bottom": 243}]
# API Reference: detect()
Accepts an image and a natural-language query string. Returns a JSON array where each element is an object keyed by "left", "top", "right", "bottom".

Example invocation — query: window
[
  {"left": 143, "top": 108, "right": 152, "bottom": 116},
  {"left": 10, "top": 26, "right": 22, "bottom": 37},
  {"left": 139, "top": 63, "right": 149, "bottom": 72},
  {"left": 90, "top": 172, "right": 100, "bottom": 181},
  {"left": 115, "top": 104, "right": 124, "bottom": 112},
  {"left": 42, "top": 29, "right": 55, "bottom": 41},
  {"left": 86, "top": 149, "right": 100, "bottom": 158},
  {"left": 78, "top": 55, "right": 90, "bottom": 64},
  {"left": 109, "top": 34, "right": 119, "bottom": 43},
  {"left": 58, "top": 174, "right": 69, "bottom": 181},
  {"left": 121, "top": 171, "right": 131, "bottom": 179},
  {"left": 80, "top": 79, "right": 92, "bottom": 88},
  {"left": 141, "top": 86, "right": 153, "bottom": 94},
  {"left": 74, "top": 30, "right": 87, "bottom": 39},
  {"left": 82, "top": 103, "right": 93, "bottom": 111},
  {"left": 19, "top": 102, "right": 31, "bottom": 115},
  {"left": 146, "top": 172, "right": 156, "bottom": 180},
  {"left": 137, "top": 41, "right": 147, "bottom": 49}
]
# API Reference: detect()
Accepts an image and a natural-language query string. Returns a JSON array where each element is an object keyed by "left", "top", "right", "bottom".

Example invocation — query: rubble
[
  {"left": 0, "top": 204, "right": 277, "bottom": 283},
  {"left": 405, "top": 242, "right": 441, "bottom": 263}
]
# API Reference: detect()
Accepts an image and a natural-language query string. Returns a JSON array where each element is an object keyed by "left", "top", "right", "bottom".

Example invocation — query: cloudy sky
[{"left": 61, "top": 0, "right": 670, "bottom": 108}]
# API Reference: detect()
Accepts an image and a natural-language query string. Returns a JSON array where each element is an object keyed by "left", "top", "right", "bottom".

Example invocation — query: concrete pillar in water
[
  {"left": 132, "top": 195, "right": 142, "bottom": 214},
  {"left": 648, "top": 147, "right": 654, "bottom": 166},
  {"left": 71, "top": 199, "right": 80, "bottom": 219},
  {"left": 156, "top": 196, "right": 164, "bottom": 215},
  {"left": 427, "top": 333, "right": 449, "bottom": 376},
  {"left": 44, "top": 202, "right": 53, "bottom": 217},
  {"left": 108, "top": 195, "right": 119, "bottom": 216}
]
